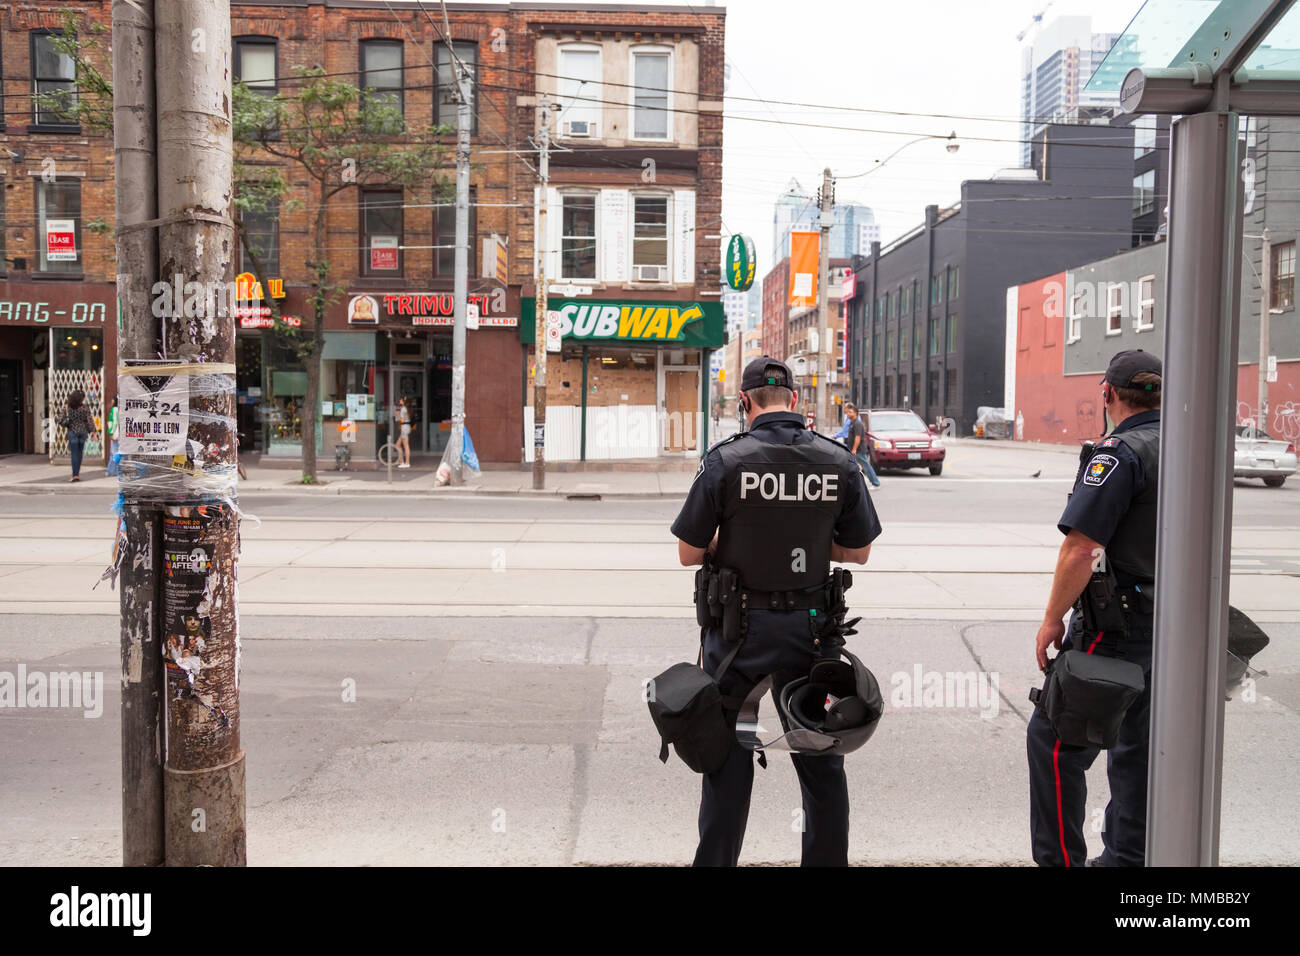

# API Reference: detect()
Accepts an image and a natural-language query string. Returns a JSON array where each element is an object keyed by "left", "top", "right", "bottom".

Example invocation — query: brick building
[
  {"left": 757, "top": 254, "right": 850, "bottom": 425},
  {"left": 0, "top": 2, "right": 117, "bottom": 459},
  {"left": 760, "top": 255, "right": 790, "bottom": 361},
  {"left": 0, "top": 0, "right": 726, "bottom": 465},
  {"left": 515, "top": 4, "right": 727, "bottom": 460}
]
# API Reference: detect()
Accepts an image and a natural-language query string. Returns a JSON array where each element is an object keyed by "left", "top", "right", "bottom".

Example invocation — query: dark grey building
[
  {"left": 848, "top": 121, "right": 1169, "bottom": 433},
  {"left": 1240, "top": 116, "right": 1300, "bottom": 415},
  {"left": 1060, "top": 240, "right": 1168, "bottom": 378}
]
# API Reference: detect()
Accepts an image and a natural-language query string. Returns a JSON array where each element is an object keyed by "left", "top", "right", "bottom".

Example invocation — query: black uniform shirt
[
  {"left": 671, "top": 411, "right": 882, "bottom": 551},
  {"left": 1058, "top": 409, "right": 1160, "bottom": 546}
]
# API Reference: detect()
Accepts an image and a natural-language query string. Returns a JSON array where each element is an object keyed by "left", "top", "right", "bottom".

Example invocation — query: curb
[{"left": 0, "top": 483, "right": 683, "bottom": 500}]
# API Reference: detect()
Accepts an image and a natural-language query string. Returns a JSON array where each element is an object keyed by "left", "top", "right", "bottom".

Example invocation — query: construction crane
[{"left": 1017, "top": 1, "right": 1055, "bottom": 42}]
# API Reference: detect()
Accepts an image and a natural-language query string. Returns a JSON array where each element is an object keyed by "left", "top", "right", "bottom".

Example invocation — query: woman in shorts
[{"left": 396, "top": 397, "right": 412, "bottom": 468}]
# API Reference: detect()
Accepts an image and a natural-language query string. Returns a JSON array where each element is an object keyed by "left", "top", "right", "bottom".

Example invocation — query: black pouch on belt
[
  {"left": 1029, "top": 650, "right": 1145, "bottom": 749},
  {"left": 694, "top": 564, "right": 716, "bottom": 627},
  {"left": 719, "top": 568, "right": 742, "bottom": 643},
  {"left": 1077, "top": 568, "right": 1129, "bottom": 637}
]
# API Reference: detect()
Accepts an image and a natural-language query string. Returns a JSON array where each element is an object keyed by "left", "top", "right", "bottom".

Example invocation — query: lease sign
[
  {"left": 370, "top": 236, "right": 399, "bottom": 271},
  {"left": 46, "top": 219, "right": 77, "bottom": 261}
]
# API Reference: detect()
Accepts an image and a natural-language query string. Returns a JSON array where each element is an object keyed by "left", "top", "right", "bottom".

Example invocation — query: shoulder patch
[
  {"left": 1082, "top": 453, "right": 1119, "bottom": 486},
  {"left": 708, "top": 432, "right": 746, "bottom": 453}
]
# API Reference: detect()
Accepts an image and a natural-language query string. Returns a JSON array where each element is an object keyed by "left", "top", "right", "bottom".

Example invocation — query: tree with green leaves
[
  {"left": 37, "top": 14, "right": 453, "bottom": 482},
  {"left": 233, "top": 73, "right": 449, "bottom": 480}
]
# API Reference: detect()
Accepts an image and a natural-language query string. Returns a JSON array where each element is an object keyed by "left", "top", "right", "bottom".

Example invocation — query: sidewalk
[
  {"left": 0, "top": 435, "right": 1079, "bottom": 499},
  {"left": 0, "top": 454, "right": 698, "bottom": 498}
]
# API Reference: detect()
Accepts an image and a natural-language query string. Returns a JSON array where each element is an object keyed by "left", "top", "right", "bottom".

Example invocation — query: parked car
[
  {"left": 866, "top": 408, "right": 946, "bottom": 476},
  {"left": 1234, "top": 424, "right": 1297, "bottom": 487}
]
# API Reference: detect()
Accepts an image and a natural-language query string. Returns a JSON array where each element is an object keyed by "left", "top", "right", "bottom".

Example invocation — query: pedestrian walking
[
  {"left": 395, "top": 397, "right": 412, "bottom": 469},
  {"left": 844, "top": 403, "right": 881, "bottom": 488},
  {"left": 56, "top": 389, "right": 98, "bottom": 483},
  {"left": 668, "top": 356, "right": 883, "bottom": 866},
  {"left": 1027, "top": 349, "right": 1162, "bottom": 866}
]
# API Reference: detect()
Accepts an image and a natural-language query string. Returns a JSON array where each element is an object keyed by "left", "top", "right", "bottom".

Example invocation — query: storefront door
[
  {"left": 664, "top": 369, "right": 699, "bottom": 452},
  {"left": 0, "top": 360, "right": 21, "bottom": 454},
  {"left": 393, "top": 364, "right": 426, "bottom": 453}
]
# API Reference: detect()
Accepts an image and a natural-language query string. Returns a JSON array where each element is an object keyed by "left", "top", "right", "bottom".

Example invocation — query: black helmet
[{"left": 736, "top": 649, "right": 883, "bottom": 756}]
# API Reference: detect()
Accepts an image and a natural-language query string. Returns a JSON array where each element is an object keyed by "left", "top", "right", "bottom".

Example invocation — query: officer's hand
[{"left": 1035, "top": 619, "right": 1066, "bottom": 671}]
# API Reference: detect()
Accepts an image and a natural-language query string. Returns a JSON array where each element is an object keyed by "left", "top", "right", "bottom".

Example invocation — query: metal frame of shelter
[{"left": 1090, "top": 0, "right": 1300, "bottom": 866}]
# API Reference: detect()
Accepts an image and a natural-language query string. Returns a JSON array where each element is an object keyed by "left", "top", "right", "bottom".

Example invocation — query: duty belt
[
  {"left": 743, "top": 587, "right": 831, "bottom": 612},
  {"left": 1117, "top": 584, "right": 1154, "bottom": 615}
]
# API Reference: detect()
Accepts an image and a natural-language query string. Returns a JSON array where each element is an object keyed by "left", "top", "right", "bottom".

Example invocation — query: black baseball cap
[
  {"left": 1100, "top": 349, "right": 1162, "bottom": 389},
  {"left": 740, "top": 356, "right": 794, "bottom": 391}
]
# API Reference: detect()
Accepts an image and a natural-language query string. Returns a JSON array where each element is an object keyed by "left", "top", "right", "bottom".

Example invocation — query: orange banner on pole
[{"left": 788, "top": 231, "right": 819, "bottom": 308}]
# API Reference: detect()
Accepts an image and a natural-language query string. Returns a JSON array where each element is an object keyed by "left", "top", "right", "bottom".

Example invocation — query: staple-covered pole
[
  {"left": 449, "top": 55, "right": 471, "bottom": 485},
  {"left": 533, "top": 98, "right": 551, "bottom": 489},
  {"left": 155, "top": 0, "right": 245, "bottom": 866},
  {"left": 114, "top": 0, "right": 164, "bottom": 867}
]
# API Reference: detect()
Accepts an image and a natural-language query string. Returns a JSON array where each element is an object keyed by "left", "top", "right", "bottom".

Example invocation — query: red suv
[{"left": 866, "top": 408, "right": 946, "bottom": 476}]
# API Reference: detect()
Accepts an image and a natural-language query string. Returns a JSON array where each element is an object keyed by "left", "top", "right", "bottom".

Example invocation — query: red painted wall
[
  {"left": 1014, "top": 266, "right": 1300, "bottom": 448},
  {"left": 1012, "top": 272, "right": 1106, "bottom": 445},
  {"left": 1235, "top": 361, "right": 1300, "bottom": 445}
]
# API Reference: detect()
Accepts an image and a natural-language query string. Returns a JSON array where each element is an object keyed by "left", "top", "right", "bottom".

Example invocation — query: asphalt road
[{"left": 1, "top": 440, "right": 1296, "bottom": 865}]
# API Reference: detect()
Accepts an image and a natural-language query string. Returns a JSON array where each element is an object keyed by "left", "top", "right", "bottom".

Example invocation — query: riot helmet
[{"left": 736, "top": 648, "right": 883, "bottom": 756}]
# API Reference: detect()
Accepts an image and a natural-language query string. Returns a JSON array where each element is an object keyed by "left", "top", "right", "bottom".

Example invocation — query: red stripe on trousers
[{"left": 1053, "top": 738, "right": 1069, "bottom": 867}]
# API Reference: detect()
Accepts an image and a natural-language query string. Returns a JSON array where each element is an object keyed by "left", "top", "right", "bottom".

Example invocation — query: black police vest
[
  {"left": 713, "top": 432, "right": 848, "bottom": 592},
  {"left": 1107, "top": 423, "right": 1160, "bottom": 586}
]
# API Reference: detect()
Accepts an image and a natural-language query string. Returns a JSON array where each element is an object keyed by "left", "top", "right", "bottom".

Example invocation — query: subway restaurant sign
[{"left": 521, "top": 297, "right": 724, "bottom": 348}]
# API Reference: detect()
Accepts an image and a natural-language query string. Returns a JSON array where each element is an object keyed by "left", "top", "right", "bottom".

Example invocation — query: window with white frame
[
  {"left": 1136, "top": 275, "right": 1155, "bottom": 330},
  {"left": 557, "top": 45, "right": 601, "bottom": 137},
  {"left": 1107, "top": 283, "right": 1124, "bottom": 335},
  {"left": 1068, "top": 292, "right": 1083, "bottom": 343},
  {"left": 560, "top": 193, "right": 597, "bottom": 280},
  {"left": 631, "top": 194, "right": 669, "bottom": 282},
  {"left": 631, "top": 47, "right": 670, "bottom": 140}
]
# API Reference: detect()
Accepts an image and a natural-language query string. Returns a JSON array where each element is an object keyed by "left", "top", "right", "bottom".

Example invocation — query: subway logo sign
[{"left": 521, "top": 297, "right": 724, "bottom": 347}]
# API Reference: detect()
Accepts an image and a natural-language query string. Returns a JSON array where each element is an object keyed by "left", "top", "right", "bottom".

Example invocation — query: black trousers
[
  {"left": 694, "top": 610, "right": 850, "bottom": 867},
  {"left": 1026, "top": 612, "right": 1154, "bottom": 867}
]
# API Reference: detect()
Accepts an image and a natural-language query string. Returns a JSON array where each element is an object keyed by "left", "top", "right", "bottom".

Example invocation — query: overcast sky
[
  {"left": 388, "top": 0, "right": 1147, "bottom": 280},
  {"left": 715, "top": 0, "right": 1146, "bottom": 278}
]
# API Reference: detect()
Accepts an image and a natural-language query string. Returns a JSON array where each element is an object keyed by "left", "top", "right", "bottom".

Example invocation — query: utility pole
[
  {"left": 532, "top": 97, "right": 551, "bottom": 489},
  {"left": 815, "top": 167, "right": 833, "bottom": 433},
  {"left": 155, "top": 0, "right": 245, "bottom": 866},
  {"left": 112, "top": 0, "right": 163, "bottom": 868},
  {"left": 448, "top": 51, "right": 472, "bottom": 485},
  {"left": 1259, "top": 227, "right": 1271, "bottom": 435}
]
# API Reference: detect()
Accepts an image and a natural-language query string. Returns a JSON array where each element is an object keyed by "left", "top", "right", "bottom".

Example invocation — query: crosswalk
[{"left": 1229, "top": 552, "right": 1300, "bottom": 575}]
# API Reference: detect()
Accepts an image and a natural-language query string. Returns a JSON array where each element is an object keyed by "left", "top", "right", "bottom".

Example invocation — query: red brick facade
[
  {"left": 761, "top": 256, "right": 790, "bottom": 361},
  {"left": 0, "top": 1, "right": 727, "bottom": 462}
]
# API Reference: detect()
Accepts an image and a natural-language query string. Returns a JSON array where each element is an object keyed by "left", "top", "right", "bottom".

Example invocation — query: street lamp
[{"left": 838, "top": 130, "right": 960, "bottom": 179}]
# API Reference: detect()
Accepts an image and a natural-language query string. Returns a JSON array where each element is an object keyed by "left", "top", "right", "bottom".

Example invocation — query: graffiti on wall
[{"left": 1237, "top": 400, "right": 1300, "bottom": 444}]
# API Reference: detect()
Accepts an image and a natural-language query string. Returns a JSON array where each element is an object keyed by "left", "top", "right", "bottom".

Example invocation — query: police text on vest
[{"left": 739, "top": 471, "right": 838, "bottom": 501}]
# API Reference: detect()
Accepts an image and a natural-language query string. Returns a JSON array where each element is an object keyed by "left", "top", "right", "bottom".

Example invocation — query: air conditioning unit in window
[
  {"left": 563, "top": 120, "right": 598, "bottom": 138},
  {"left": 634, "top": 264, "right": 669, "bottom": 282}
]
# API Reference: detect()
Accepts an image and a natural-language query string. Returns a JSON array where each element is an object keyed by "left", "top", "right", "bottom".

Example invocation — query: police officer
[
  {"left": 671, "top": 357, "right": 882, "bottom": 866},
  {"left": 1027, "top": 349, "right": 1162, "bottom": 866}
]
